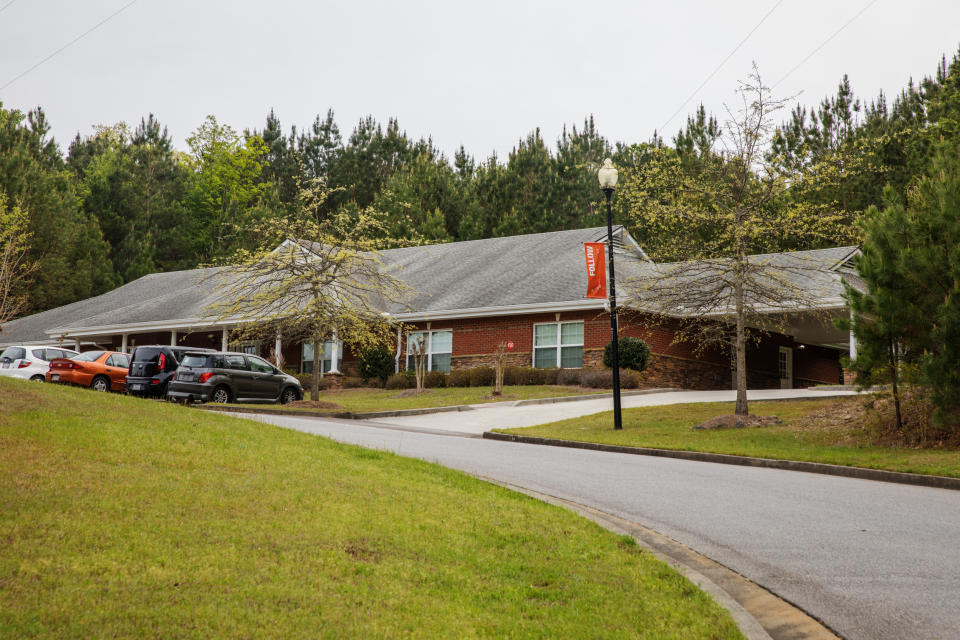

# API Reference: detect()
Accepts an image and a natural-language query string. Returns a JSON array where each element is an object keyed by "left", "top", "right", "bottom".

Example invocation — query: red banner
[{"left": 584, "top": 242, "right": 607, "bottom": 299}]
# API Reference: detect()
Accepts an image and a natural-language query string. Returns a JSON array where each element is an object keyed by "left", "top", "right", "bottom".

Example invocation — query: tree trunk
[
  {"left": 734, "top": 275, "right": 748, "bottom": 416},
  {"left": 311, "top": 332, "right": 322, "bottom": 402},
  {"left": 889, "top": 338, "right": 903, "bottom": 431}
]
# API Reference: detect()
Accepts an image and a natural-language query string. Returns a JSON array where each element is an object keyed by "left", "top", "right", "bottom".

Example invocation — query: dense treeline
[{"left": 3, "top": 48, "right": 960, "bottom": 317}]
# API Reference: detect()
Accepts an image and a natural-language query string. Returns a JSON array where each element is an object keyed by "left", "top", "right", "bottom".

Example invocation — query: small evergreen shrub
[
  {"left": 469, "top": 366, "right": 495, "bottom": 386},
  {"left": 448, "top": 369, "right": 471, "bottom": 387},
  {"left": 358, "top": 345, "right": 395, "bottom": 386},
  {"left": 542, "top": 368, "right": 559, "bottom": 385},
  {"left": 603, "top": 337, "right": 651, "bottom": 372}
]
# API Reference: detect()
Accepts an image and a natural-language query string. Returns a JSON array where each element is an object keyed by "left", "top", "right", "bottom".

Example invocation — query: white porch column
[
  {"left": 395, "top": 327, "right": 402, "bottom": 373},
  {"left": 221, "top": 327, "right": 229, "bottom": 351},
  {"left": 121, "top": 334, "right": 128, "bottom": 353},
  {"left": 328, "top": 329, "right": 340, "bottom": 373},
  {"left": 170, "top": 330, "right": 177, "bottom": 346},
  {"left": 74, "top": 338, "right": 81, "bottom": 351},
  {"left": 274, "top": 332, "right": 283, "bottom": 366},
  {"left": 849, "top": 311, "right": 858, "bottom": 361}
]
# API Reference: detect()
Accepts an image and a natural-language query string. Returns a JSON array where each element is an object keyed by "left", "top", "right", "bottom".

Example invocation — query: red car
[{"left": 47, "top": 350, "right": 132, "bottom": 392}]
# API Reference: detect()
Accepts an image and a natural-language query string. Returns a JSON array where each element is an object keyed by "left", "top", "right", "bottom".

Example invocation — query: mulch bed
[
  {"left": 692, "top": 414, "right": 782, "bottom": 430},
  {"left": 285, "top": 400, "right": 344, "bottom": 410}
]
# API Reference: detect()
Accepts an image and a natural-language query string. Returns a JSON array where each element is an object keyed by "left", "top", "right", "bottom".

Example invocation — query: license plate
[
  {"left": 51, "top": 374, "right": 59, "bottom": 381},
  {"left": 130, "top": 384, "right": 143, "bottom": 391}
]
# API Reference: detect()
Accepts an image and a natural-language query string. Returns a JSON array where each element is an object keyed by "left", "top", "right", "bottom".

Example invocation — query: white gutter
[
  {"left": 44, "top": 316, "right": 247, "bottom": 339},
  {"left": 386, "top": 299, "right": 607, "bottom": 322}
]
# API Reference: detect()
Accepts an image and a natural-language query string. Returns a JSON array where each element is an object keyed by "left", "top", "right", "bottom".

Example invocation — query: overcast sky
[{"left": 2, "top": 0, "right": 959, "bottom": 160}]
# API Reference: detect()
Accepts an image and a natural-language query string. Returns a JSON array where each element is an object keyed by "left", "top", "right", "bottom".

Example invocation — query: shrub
[
  {"left": 503, "top": 366, "right": 546, "bottom": 385},
  {"left": 385, "top": 373, "right": 414, "bottom": 390},
  {"left": 542, "top": 368, "right": 559, "bottom": 385},
  {"left": 581, "top": 369, "right": 641, "bottom": 389},
  {"left": 343, "top": 376, "right": 364, "bottom": 389},
  {"left": 581, "top": 370, "right": 612, "bottom": 388},
  {"left": 620, "top": 369, "right": 640, "bottom": 388},
  {"left": 424, "top": 371, "right": 447, "bottom": 388},
  {"left": 448, "top": 369, "right": 471, "bottom": 387},
  {"left": 358, "top": 345, "right": 395, "bottom": 386},
  {"left": 469, "top": 366, "right": 495, "bottom": 386},
  {"left": 603, "top": 337, "right": 651, "bottom": 372},
  {"left": 557, "top": 368, "right": 583, "bottom": 386}
]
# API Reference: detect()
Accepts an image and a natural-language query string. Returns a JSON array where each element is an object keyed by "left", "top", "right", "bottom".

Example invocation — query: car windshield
[
  {"left": 0, "top": 347, "right": 25, "bottom": 361},
  {"left": 180, "top": 355, "right": 209, "bottom": 368},
  {"left": 75, "top": 350, "right": 106, "bottom": 362}
]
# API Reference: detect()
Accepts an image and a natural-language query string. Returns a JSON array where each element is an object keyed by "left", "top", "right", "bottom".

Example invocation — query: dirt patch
[
  {"left": 390, "top": 389, "right": 433, "bottom": 399},
  {"left": 483, "top": 393, "right": 518, "bottom": 401},
  {"left": 285, "top": 400, "right": 343, "bottom": 410},
  {"left": 692, "top": 414, "right": 782, "bottom": 430}
]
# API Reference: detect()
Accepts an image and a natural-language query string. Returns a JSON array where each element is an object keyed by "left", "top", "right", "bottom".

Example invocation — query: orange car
[{"left": 47, "top": 350, "right": 131, "bottom": 392}]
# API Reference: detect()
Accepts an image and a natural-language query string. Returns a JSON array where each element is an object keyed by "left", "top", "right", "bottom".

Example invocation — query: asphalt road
[{"left": 240, "top": 412, "right": 960, "bottom": 640}]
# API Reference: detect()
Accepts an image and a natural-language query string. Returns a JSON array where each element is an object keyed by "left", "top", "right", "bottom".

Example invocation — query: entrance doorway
[{"left": 778, "top": 347, "right": 793, "bottom": 389}]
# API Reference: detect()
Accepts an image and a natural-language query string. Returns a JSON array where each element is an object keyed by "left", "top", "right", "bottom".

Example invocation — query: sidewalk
[{"left": 367, "top": 388, "right": 859, "bottom": 435}]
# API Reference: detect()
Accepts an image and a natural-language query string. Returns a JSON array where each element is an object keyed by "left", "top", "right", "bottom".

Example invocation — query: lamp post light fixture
[{"left": 598, "top": 158, "right": 623, "bottom": 430}]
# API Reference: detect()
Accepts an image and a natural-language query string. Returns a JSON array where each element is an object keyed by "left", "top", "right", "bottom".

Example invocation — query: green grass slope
[{"left": 0, "top": 378, "right": 742, "bottom": 639}]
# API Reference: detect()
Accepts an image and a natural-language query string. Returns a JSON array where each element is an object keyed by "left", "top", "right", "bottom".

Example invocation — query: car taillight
[
  {"left": 17, "top": 361, "right": 29, "bottom": 368},
  {"left": 158, "top": 353, "right": 166, "bottom": 370},
  {"left": 197, "top": 372, "right": 214, "bottom": 384}
]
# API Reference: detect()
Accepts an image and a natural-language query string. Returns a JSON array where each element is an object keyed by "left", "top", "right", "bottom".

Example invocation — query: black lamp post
[{"left": 598, "top": 158, "right": 622, "bottom": 430}]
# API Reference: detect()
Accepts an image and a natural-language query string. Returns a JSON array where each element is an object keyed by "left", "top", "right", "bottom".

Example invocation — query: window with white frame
[
  {"left": 302, "top": 340, "right": 343, "bottom": 374},
  {"left": 533, "top": 321, "right": 583, "bottom": 368},
  {"left": 406, "top": 330, "right": 452, "bottom": 373}
]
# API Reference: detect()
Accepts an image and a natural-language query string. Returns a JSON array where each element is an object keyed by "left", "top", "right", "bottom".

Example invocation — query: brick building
[{"left": 0, "top": 227, "right": 858, "bottom": 389}]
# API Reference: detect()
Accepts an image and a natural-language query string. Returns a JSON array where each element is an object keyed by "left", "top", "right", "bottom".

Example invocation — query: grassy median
[
  {"left": 497, "top": 397, "right": 960, "bottom": 478},
  {"left": 0, "top": 377, "right": 742, "bottom": 639}
]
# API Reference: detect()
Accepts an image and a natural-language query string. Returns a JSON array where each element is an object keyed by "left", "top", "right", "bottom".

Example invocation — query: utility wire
[
  {"left": 773, "top": 0, "right": 880, "bottom": 89},
  {"left": 0, "top": 0, "right": 139, "bottom": 92},
  {"left": 658, "top": 0, "right": 785, "bottom": 134},
  {"left": 0, "top": 0, "right": 19, "bottom": 16}
]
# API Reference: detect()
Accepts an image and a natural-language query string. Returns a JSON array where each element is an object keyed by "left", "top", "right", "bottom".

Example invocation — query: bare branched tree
[
  {"left": 622, "top": 66, "right": 850, "bottom": 415},
  {"left": 205, "top": 181, "right": 407, "bottom": 400},
  {"left": 492, "top": 341, "right": 509, "bottom": 396},
  {"left": 0, "top": 193, "right": 37, "bottom": 333},
  {"left": 408, "top": 333, "right": 427, "bottom": 394}
]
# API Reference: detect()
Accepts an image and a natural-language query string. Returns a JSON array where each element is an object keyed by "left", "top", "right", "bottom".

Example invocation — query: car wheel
[
  {"left": 280, "top": 387, "right": 299, "bottom": 404},
  {"left": 211, "top": 385, "right": 231, "bottom": 404},
  {"left": 30, "top": 375, "right": 45, "bottom": 382},
  {"left": 91, "top": 376, "right": 110, "bottom": 392}
]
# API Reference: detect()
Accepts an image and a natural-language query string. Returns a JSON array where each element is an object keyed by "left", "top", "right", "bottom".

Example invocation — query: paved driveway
[
  {"left": 239, "top": 408, "right": 960, "bottom": 640},
  {"left": 370, "top": 388, "right": 859, "bottom": 434}
]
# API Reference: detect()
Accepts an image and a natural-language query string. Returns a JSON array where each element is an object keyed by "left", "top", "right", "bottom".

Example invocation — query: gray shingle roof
[{"left": 0, "top": 227, "right": 858, "bottom": 346}]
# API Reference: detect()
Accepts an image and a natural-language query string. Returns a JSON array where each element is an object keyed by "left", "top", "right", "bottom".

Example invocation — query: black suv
[
  {"left": 126, "top": 345, "right": 215, "bottom": 397},
  {"left": 166, "top": 351, "right": 302, "bottom": 404}
]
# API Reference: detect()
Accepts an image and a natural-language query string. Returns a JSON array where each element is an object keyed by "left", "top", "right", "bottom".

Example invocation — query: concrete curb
[
  {"left": 510, "top": 388, "right": 676, "bottom": 406},
  {"left": 482, "top": 432, "right": 960, "bottom": 491},
  {"left": 195, "top": 403, "right": 474, "bottom": 420}
]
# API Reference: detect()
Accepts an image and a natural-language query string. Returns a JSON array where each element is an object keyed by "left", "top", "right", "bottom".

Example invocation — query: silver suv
[{"left": 166, "top": 351, "right": 302, "bottom": 404}]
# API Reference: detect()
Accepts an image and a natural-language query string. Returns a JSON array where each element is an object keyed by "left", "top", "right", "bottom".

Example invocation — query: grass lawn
[
  {"left": 497, "top": 397, "right": 960, "bottom": 478},
  {"left": 0, "top": 377, "right": 742, "bottom": 639},
  {"left": 228, "top": 384, "right": 604, "bottom": 413}
]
